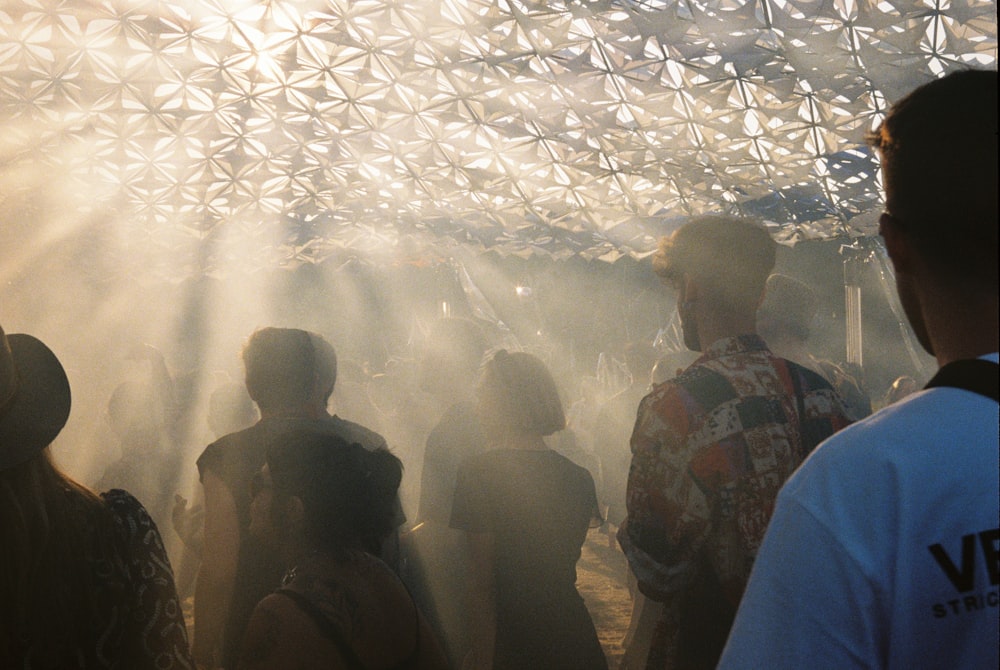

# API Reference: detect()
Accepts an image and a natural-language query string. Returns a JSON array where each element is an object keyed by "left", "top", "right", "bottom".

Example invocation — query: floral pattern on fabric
[
  {"left": 617, "top": 335, "right": 850, "bottom": 668},
  {"left": 100, "top": 489, "right": 194, "bottom": 670}
]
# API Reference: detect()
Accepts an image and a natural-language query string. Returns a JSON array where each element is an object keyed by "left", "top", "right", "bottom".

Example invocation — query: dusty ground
[{"left": 578, "top": 526, "right": 634, "bottom": 669}]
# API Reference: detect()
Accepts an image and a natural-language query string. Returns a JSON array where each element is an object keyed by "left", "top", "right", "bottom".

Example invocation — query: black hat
[{"left": 0, "top": 325, "right": 72, "bottom": 471}]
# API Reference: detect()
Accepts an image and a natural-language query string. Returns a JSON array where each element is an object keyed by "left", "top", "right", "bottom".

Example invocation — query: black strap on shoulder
[
  {"left": 275, "top": 588, "right": 367, "bottom": 670},
  {"left": 924, "top": 359, "right": 999, "bottom": 402}
]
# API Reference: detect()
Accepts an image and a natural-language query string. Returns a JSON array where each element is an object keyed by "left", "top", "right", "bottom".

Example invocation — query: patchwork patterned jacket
[{"left": 618, "top": 334, "right": 851, "bottom": 669}]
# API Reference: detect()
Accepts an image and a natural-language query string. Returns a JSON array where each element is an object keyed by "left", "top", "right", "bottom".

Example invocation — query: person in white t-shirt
[{"left": 719, "top": 68, "right": 998, "bottom": 669}]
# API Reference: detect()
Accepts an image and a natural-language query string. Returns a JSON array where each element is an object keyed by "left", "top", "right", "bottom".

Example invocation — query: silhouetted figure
[
  {"left": 594, "top": 341, "right": 660, "bottom": 534},
  {"left": 416, "top": 317, "right": 490, "bottom": 525},
  {"left": 758, "top": 273, "right": 872, "bottom": 420},
  {"left": 566, "top": 375, "right": 607, "bottom": 459},
  {"left": 619, "top": 348, "right": 696, "bottom": 670},
  {"left": 451, "top": 350, "right": 607, "bottom": 670},
  {"left": 332, "top": 357, "right": 385, "bottom": 436},
  {"left": 96, "top": 344, "right": 180, "bottom": 538},
  {"left": 172, "top": 378, "right": 258, "bottom": 597},
  {"left": 0, "top": 324, "right": 192, "bottom": 668},
  {"left": 721, "top": 69, "right": 999, "bottom": 669},
  {"left": 401, "top": 317, "right": 489, "bottom": 667},
  {"left": 617, "top": 216, "right": 851, "bottom": 669},
  {"left": 237, "top": 432, "right": 448, "bottom": 669},
  {"left": 193, "top": 327, "right": 394, "bottom": 669},
  {"left": 207, "top": 379, "right": 259, "bottom": 439}
]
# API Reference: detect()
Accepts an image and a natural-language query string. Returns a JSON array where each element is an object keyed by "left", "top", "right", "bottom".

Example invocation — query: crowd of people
[{"left": 0, "top": 69, "right": 995, "bottom": 670}]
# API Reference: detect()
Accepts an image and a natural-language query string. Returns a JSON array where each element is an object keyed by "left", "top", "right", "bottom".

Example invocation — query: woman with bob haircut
[
  {"left": 238, "top": 431, "right": 448, "bottom": 669},
  {"left": 0, "top": 325, "right": 192, "bottom": 668},
  {"left": 450, "top": 350, "right": 606, "bottom": 669}
]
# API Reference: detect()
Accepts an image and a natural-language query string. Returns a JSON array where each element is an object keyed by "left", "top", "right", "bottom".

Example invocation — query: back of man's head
[
  {"left": 652, "top": 215, "right": 777, "bottom": 315},
  {"left": 869, "top": 69, "right": 998, "bottom": 287},
  {"left": 242, "top": 327, "right": 319, "bottom": 413}
]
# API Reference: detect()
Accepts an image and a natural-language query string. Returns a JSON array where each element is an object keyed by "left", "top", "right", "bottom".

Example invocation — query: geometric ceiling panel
[{"left": 0, "top": 0, "right": 995, "bottom": 278}]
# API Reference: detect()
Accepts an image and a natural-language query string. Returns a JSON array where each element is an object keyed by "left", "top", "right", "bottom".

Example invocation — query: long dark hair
[
  {"left": 0, "top": 449, "right": 119, "bottom": 662},
  {"left": 266, "top": 431, "right": 402, "bottom": 557}
]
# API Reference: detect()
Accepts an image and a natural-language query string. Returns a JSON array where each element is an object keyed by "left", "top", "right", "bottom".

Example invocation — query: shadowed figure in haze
[
  {"left": 401, "top": 316, "right": 489, "bottom": 667},
  {"left": 0, "top": 324, "right": 192, "bottom": 668},
  {"left": 593, "top": 340, "right": 660, "bottom": 538},
  {"left": 172, "top": 378, "right": 258, "bottom": 597},
  {"left": 757, "top": 273, "right": 872, "bottom": 421},
  {"left": 95, "top": 343, "right": 181, "bottom": 540},
  {"left": 617, "top": 216, "right": 851, "bottom": 669},
  {"left": 721, "top": 68, "right": 999, "bottom": 669},
  {"left": 450, "top": 349, "right": 607, "bottom": 670},
  {"left": 237, "top": 432, "right": 448, "bottom": 670},
  {"left": 193, "top": 327, "right": 395, "bottom": 670},
  {"left": 618, "top": 348, "right": 696, "bottom": 670}
]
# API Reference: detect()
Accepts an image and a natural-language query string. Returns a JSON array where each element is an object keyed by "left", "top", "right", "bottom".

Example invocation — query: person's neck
[
  {"left": 695, "top": 308, "right": 758, "bottom": 353},
  {"left": 259, "top": 405, "right": 325, "bottom": 420},
  {"left": 925, "top": 288, "right": 999, "bottom": 367},
  {"left": 501, "top": 432, "right": 549, "bottom": 451}
]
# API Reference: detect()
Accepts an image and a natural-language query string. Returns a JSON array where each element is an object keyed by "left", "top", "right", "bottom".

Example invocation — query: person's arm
[
  {"left": 462, "top": 531, "right": 497, "bottom": 670},
  {"left": 128, "top": 343, "right": 179, "bottom": 428},
  {"left": 193, "top": 470, "right": 240, "bottom": 667},
  {"left": 616, "top": 390, "right": 711, "bottom": 601},
  {"left": 172, "top": 492, "right": 205, "bottom": 556}
]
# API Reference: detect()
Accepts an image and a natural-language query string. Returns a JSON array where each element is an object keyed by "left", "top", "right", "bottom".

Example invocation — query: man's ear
[{"left": 879, "top": 213, "right": 914, "bottom": 275}]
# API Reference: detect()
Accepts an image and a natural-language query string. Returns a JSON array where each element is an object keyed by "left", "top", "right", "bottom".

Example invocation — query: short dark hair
[
  {"left": 652, "top": 215, "right": 776, "bottom": 313},
  {"left": 242, "top": 328, "right": 317, "bottom": 411},
  {"left": 868, "top": 69, "right": 998, "bottom": 285},
  {"left": 479, "top": 350, "right": 565, "bottom": 436},
  {"left": 266, "top": 431, "right": 402, "bottom": 555}
]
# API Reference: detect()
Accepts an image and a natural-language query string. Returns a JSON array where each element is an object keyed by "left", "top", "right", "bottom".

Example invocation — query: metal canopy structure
[{"left": 0, "top": 0, "right": 995, "bottom": 278}]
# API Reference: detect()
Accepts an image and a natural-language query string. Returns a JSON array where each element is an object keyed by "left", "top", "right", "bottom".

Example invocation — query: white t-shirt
[{"left": 719, "top": 353, "right": 999, "bottom": 669}]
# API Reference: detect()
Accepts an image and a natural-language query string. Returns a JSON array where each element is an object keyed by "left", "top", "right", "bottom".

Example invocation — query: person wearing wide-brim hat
[{"left": 0, "top": 324, "right": 194, "bottom": 669}]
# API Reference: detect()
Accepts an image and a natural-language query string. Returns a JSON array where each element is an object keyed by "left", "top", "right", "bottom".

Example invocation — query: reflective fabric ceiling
[{"left": 0, "top": 0, "right": 995, "bottom": 274}]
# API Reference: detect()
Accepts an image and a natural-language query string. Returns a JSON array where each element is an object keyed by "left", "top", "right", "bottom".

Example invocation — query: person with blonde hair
[
  {"left": 450, "top": 349, "right": 607, "bottom": 670},
  {"left": 0, "top": 324, "right": 192, "bottom": 668},
  {"left": 618, "top": 215, "right": 850, "bottom": 669}
]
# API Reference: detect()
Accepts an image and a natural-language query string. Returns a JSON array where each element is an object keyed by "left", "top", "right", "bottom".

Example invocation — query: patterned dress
[
  {"left": 13, "top": 489, "right": 193, "bottom": 669},
  {"left": 617, "top": 334, "right": 851, "bottom": 669}
]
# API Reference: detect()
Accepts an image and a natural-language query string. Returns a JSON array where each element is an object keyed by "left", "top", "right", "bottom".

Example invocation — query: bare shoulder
[{"left": 239, "top": 593, "right": 331, "bottom": 670}]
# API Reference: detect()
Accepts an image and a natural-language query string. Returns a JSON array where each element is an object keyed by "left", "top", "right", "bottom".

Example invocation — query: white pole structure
[{"left": 843, "top": 244, "right": 867, "bottom": 369}]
